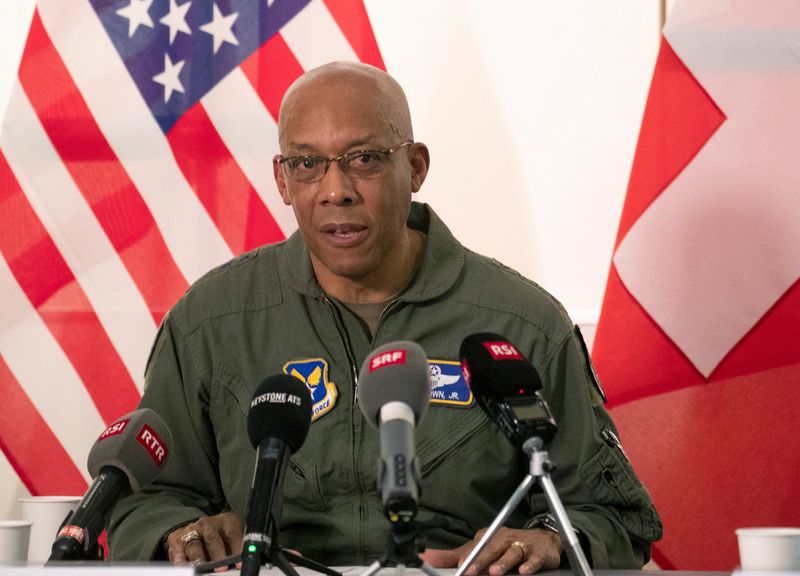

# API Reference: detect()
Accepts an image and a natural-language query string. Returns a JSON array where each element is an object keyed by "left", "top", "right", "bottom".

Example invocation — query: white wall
[{"left": 0, "top": 0, "right": 662, "bottom": 518}]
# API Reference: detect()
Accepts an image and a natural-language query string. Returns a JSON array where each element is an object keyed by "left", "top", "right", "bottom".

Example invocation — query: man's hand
[
  {"left": 164, "top": 512, "right": 243, "bottom": 571},
  {"left": 420, "top": 527, "right": 563, "bottom": 576}
]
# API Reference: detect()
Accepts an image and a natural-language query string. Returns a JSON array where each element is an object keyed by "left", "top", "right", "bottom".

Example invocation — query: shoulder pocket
[{"left": 579, "top": 426, "right": 661, "bottom": 541}]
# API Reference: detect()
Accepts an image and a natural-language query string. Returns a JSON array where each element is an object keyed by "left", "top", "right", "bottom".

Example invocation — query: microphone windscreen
[
  {"left": 247, "top": 374, "right": 312, "bottom": 453},
  {"left": 459, "top": 333, "right": 542, "bottom": 399},
  {"left": 357, "top": 341, "right": 431, "bottom": 428},
  {"left": 87, "top": 408, "right": 173, "bottom": 492}
]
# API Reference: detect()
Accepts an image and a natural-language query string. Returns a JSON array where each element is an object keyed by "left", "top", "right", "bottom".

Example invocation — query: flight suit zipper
[
  {"left": 321, "top": 294, "right": 368, "bottom": 560},
  {"left": 371, "top": 298, "right": 400, "bottom": 342},
  {"left": 321, "top": 295, "right": 360, "bottom": 401}
]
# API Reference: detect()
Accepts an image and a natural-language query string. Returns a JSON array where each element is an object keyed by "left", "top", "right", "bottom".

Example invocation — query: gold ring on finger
[
  {"left": 510, "top": 540, "right": 528, "bottom": 558},
  {"left": 181, "top": 529, "right": 202, "bottom": 545}
]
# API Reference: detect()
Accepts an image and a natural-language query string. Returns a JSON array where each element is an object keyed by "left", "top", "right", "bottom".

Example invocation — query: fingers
[
  {"left": 164, "top": 512, "right": 243, "bottom": 569},
  {"left": 485, "top": 541, "right": 528, "bottom": 576},
  {"left": 183, "top": 527, "right": 208, "bottom": 566},
  {"left": 518, "top": 530, "right": 562, "bottom": 575},
  {"left": 419, "top": 547, "right": 463, "bottom": 568},
  {"left": 164, "top": 526, "right": 192, "bottom": 565},
  {"left": 458, "top": 528, "right": 563, "bottom": 576}
]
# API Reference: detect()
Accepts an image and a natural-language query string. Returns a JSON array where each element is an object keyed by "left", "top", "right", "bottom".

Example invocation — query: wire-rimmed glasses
[{"left": 277, "top": 140, "right": 413, "bottom": 184}]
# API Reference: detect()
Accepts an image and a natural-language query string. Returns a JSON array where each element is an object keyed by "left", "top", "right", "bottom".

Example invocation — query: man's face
[{"left": 274, "top": 79, "right": 426, "bottom": 290}]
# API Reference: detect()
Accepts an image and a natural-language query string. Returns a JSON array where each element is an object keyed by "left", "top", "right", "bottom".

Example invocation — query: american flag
[{"left": 1, "top": 0, "right": 384, "bottom": 496}]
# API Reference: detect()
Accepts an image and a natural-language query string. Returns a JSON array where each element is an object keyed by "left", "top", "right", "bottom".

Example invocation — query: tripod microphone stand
[
  {"left": 454, "top": 435, "right": 592, "bottom": 576},
  {"left": 255, "top": 544, "right": 342, "bottom": 576},
  {"left": 238, "top": 521, "right": 343, "bottom": 576},
  {"left": 360, "top": 517, "right": 445, "bottom": 576}
]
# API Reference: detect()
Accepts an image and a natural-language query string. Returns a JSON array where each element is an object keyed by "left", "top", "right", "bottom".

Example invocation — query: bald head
[{"left": 278, "top": 62, "right": 413, "bottom": 150}]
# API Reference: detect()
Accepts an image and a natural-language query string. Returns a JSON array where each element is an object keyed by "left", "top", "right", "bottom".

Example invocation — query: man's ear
[
  {"left": 409, "top": 143, "right": 430, "bottom": 193},
  {"left": 273, "top": 156, "right": 292, "bottom": 205}
]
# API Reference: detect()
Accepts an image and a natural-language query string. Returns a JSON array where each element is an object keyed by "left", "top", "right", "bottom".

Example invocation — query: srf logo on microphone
[
  {"left": 369, "top": 349, "right": 406, "bottom": 372},
  {"left": 97, "top": 418, "right": 129, "bottom": 442},
  {"left": 483, "top": 341, "right": 524, "bottom": 361},
  {"left": 137, "top": 424, "right": 168, "bottom": 466}
]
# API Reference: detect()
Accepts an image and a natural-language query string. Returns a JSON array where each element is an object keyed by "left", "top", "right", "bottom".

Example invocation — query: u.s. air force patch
[
  {"left": 428, "top": 360, "right": 472, "bottom": 406},
  {"left": 283, "top": 358, "right": 338, "bottom": 421}
]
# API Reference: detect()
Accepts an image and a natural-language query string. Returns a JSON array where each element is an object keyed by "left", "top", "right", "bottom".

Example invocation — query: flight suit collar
[{"left": 281, "top": 202, "right": 465, "bottom": 303}]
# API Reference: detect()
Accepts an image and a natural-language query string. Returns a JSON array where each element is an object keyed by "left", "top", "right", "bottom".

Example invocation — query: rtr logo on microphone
[
  {"left": 137, "top": 424, "right": 168, "bottom": 466},
  {"left": 98, "top": 418, "right": 129, "bottom": 442},
  {"left": 483, "top": 341, "right": 524, "bottom": 361},
  {"left": 369, "top": 349, "right": 406, "bottom": 372}
]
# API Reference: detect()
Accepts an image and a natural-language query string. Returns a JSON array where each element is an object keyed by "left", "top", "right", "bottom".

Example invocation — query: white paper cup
[
  {"left": 736, "top": 527, "right": 800, "bottom": 571},
  {"left": 0, "top": 520, "right": 32, "bottom": 564},
  {"left": 18, "top": 496, "right": 81, "bottom": 565}
]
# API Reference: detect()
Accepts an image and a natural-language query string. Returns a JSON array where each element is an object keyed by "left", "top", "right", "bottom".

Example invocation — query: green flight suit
[{"left": 108, "top": 202, "right": 662, "bottom": 567}]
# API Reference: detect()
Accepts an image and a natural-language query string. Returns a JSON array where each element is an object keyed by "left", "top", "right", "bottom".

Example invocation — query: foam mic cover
[
  {"left": 247, "top": 374, "right": 312, "bottom": 453},
  {"left": 49, "top": 408, "right": 172, "bottom": 562},
  {"left": 87, "top": 408, "right": 173, "bottom": 493},
  {"left": 240, "top": 375, "right": 312, "bottom": 576},
  {"left": 357, "top": 341, "right": 431, "bottom": 427},
  {"left": 459, "top": 332, "right": 542, "bottom": 399},
  {"left": 460, "top": 333, "right": 557, "bottom": 448}
]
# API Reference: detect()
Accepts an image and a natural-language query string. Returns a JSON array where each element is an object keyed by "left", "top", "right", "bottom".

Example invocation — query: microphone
[
  {"left": 459, "top": 333, "right": 594, "bottom": 576},
  {"left": 241, "top": 374, "right": 312, "bottom": 576},
  {"left": 459, "top": 333, "right": 557, "bottom": 448},
  {"left": 357, "top": 341, "right": 431, "bottom": 524},
  {"left": 47, "top": 408, "right": 172, "bottom": 562}
]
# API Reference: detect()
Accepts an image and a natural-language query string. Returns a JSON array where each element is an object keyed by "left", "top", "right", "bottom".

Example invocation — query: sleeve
[
  {"left": 107, "top": 315, "right": 228, "bottom": 561},
  {"left": 531, "top": 326, "right": 663, "bottom": 569}
]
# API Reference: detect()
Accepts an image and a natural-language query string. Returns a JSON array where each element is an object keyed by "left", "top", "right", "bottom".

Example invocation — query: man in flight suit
[{"left": 108, "top": 61, "right": 662, "bottom": 574}]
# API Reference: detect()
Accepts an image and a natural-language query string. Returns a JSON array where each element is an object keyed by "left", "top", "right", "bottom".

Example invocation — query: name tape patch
[{"left": 428, "top": 360, "right": 472, "bottom": 406}]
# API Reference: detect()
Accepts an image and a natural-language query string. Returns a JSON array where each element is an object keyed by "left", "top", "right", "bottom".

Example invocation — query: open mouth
[{"left": 321, "top": 223, "right": 367, "bottom": 244}]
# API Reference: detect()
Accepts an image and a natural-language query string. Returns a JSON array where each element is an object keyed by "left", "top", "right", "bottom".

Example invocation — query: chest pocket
[
  {"left": 209, "top": 365, "right": 326, "bottom": 515},
  {"left": 208, "top": 364, "right": 253, "bottom": 516},
  {"left": 416, "top": 404, "right": 488, "bottom": 476},
  {"left": 415, "top": 403, "right": 527, "bottom": 537}
]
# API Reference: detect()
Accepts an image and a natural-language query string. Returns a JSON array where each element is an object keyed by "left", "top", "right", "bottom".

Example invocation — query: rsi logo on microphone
[
  {"left": 483, "top": 341, "right": 524, "bottom": 361},
  {"left": 98, "top": 418, "right": 129, "bottom": 442},
  {"left": 57, "top": 524, "right": 85, "bottom": 544},
  {"left": 137, "top": 424, "right": 168, "bottom": 466},
  {"left": 369, "top": 349, "right": 406, "bottom": 372}
]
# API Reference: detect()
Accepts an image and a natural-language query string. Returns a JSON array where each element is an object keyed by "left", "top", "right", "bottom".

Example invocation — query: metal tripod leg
[
  {"left": 454, "top": 475, "right": 535, "bottom": 576},
  {"left": 455, "top": 436, "right": 592, "bottom": 576},
  {"left": 358, "top": 521, "right": 442, "bottom": 576}
]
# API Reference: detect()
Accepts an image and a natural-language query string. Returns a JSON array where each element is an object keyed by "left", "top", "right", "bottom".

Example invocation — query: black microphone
[
  {"left": 459, "top": 333, "right": 557, "bottom": 448},
  {"left": 47, "top": 408, "right": 172, "bottom": 562},
  {"left": 241, "top": 374, "right": 312, "bottom": 576},
  {"left": 459, "top": 334, "right": 595, "bottom": 576},
  {"left": 357, "top": 341, "right": 431, "bottom": 524}
]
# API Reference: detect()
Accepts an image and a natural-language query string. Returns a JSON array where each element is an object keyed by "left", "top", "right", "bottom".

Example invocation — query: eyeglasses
[{"left": 277, "top": 140, "right": 413, "bottom": 184}]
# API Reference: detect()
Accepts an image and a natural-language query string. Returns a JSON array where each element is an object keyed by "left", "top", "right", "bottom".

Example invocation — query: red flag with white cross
[{"left": 593, "top": 0, "right": 800, "bottom": 569}]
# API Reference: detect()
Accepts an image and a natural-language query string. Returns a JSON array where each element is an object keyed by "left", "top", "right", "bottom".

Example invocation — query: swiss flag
[{"left": 593, "top": 1, "right": 800, "bottom": 570}]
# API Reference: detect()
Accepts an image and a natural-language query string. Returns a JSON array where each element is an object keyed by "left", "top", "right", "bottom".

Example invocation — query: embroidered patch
[
  {"left": 427, "top": 360, "right": 473, "bottom": 406},
  {"left": 283, "top": 358, "right": 338, "bottom": 421}
]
